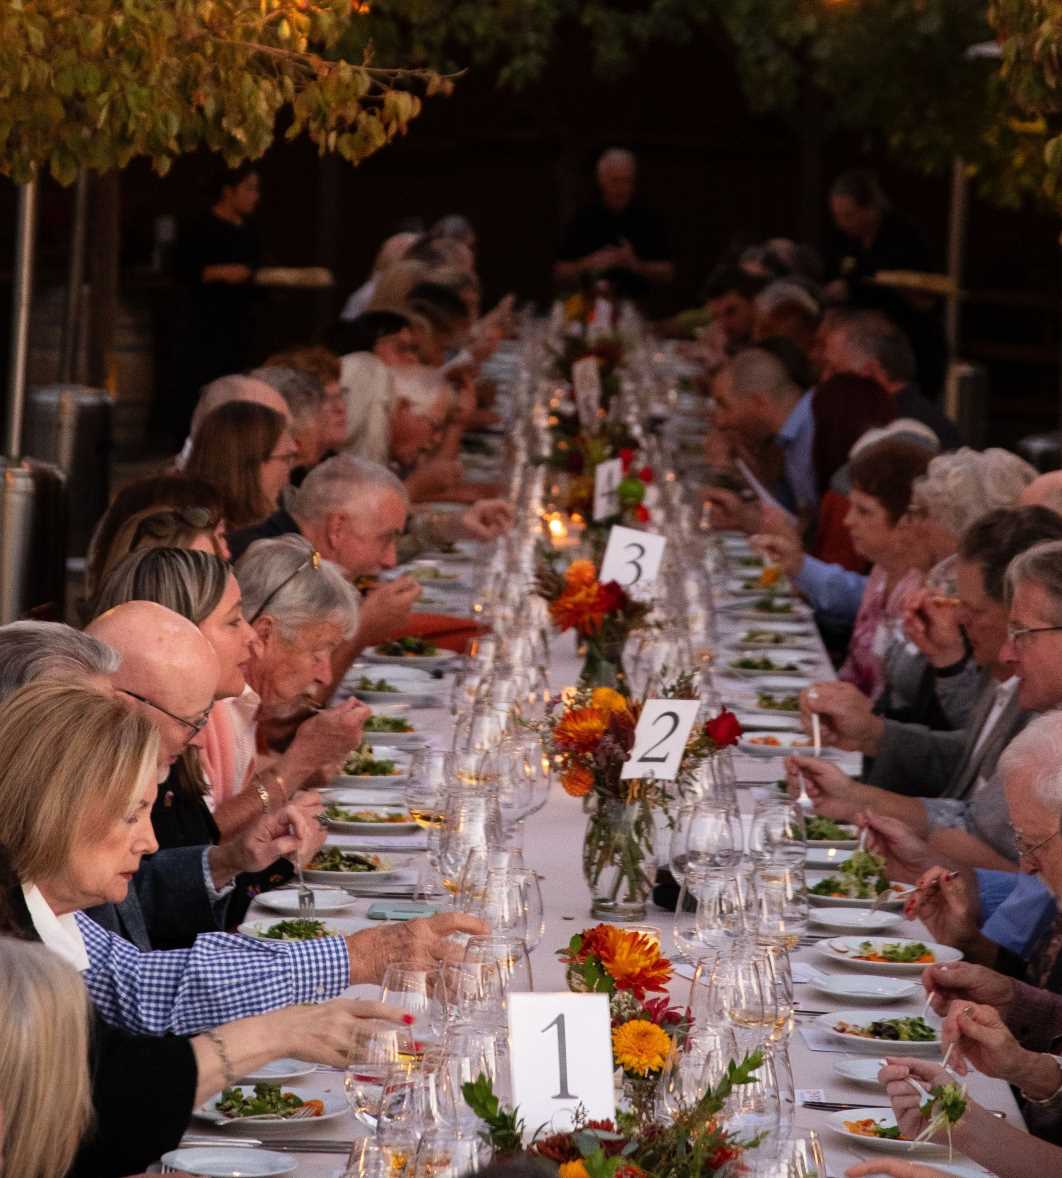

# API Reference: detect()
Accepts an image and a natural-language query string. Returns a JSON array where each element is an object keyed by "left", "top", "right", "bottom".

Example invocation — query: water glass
[
  {"left": 409, "top": 1128, "right": 483, "bottom": 1178},
  {"left": 747, "top": 799, "right": 806, "bottom": 866},
  {"left": 672, "top": 865, "right": 744, "bottom": 960},
  {"left": 343, "top": 1022, "right": 403, "bottom": 1127},
  {"left": 747, "top": 865, "right": 809, "bottom": 952},
  {"left": 379, "top": 964, "right": 448, "bottom": 1045}
]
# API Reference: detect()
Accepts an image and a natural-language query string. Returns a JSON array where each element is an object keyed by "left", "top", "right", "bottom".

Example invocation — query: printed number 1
[{"left": 541, "top": 1013, "right": 575, "bottom": 1099}]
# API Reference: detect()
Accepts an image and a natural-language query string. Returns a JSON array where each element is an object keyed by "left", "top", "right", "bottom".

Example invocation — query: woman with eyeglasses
[{"left": 185, "top": 401, "right": 298, "bottom": 529}]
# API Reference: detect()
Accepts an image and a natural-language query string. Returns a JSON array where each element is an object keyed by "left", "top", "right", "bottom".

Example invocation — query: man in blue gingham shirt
[{"left": 74, "top": 910, "right": 482, "bottom": 1036}]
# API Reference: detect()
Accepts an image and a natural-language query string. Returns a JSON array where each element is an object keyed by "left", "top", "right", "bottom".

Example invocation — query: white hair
[
  {"left": 998, "top": 710, "right": 1062, "bottom": 813},
  {"left": 597, "top": 147, "right": 636, "bottom": 174},
  {"left": 914, "top": 448, "right": 1036, "bottom": 538},
  {"left": 727, "top": 348, "right": 798, "bottom": 403},
  {"left": 236, "top": 534, "right": 360, "bottom": 640},
  {"left": 392, "top": 366, "right": 452, "bottom": 414},
  {"left": 339, "top": 352, "right": 396, "bottom": 465},
  {"left": 0, "top": 621, "right": 119, "bottom": 702},
  {"left": 850, "top": 418, "right": 940, "bottom": 459},
  {"left": 294, "top": 454, "right": 408, "bottom": 522}
]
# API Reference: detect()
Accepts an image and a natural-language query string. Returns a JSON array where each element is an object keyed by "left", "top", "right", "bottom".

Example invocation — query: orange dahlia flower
[
  {"left": 564, "top": 559, "right": 598, "bottom": 589},
  {"left": 596, "top": 926, "right": 672, "bottom": 996},
  {"left": 612, "top": 1019, "right": 671, "bottom": 1075},
  {"left": 553, "top": 706, "right": 608, "bottom": 752},
  {"left": 549, "top": 583, "right": 608, "bottom": 634},
  {"left": 590, "top": 686, "right": 630, "bottom": 716},
  {"left": 561, "top": 764, "right": 594, "bottom": 797}
]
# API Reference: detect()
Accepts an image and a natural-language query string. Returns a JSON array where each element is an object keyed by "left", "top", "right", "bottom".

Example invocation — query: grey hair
[
  {"left": 430, "top": 214, "right": 475, "bottom": 245},
  {"left": 850, "top": 418, "right": 940, "bottom": 460},
  {"left": 727, "top": 347, "right": 799, "bottom": 404},
  {"left": 597, "top": 147, "right": 636, "bottom": 173},
  {"left": 0, "top": 621, "right": 119, "bottom": 702},
  {"left": 294, "top": 454, "right": 407, "bottom": 523},
  {"left": 834, "top": 311, "right": 916, "bottom": 384},
  {"left": 250, "top": 366, "right": 323, "bottom": 428},
  {"left": 755, "top": 280, "right": 820, "bottom": 319},
  {"left": 236, "top": 534, "right": 360, "bottom": 639},
  {"left": 914, "top": 448, "right": 1036, "bottom": 538},
  {"left": 1005, "top": 539, "right": 1062, "bottom": 618},
  {"left": 998, "top": 709, "right": 1062, "bottom": 813}
]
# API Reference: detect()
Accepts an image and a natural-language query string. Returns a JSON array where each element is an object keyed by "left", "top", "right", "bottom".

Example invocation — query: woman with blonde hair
[
  {"left": 0, "top": 681, "right": 410, "bottom": 1177},
  {"left": 0, "top": 939, "right": 92, "bottom": 1178}
]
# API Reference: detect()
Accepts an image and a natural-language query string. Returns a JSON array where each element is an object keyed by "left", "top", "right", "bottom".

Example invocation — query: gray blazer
[{"left": 868, "top": 672, "right": 1028, "bottom": 801}]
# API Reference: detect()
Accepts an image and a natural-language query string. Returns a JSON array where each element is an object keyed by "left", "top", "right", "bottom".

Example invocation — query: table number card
[
  {"left": 620, "top": 698, "right": 701, "bottom": 781},
  {"left": 572, "top": 356, "right": 602, "bottom": 427},
  {"left": 599, "top": 524, "right": 666, "bottom": 588},
  {"left": 592, "top": 457, "right": 623, "bottom": 521},
  {"left": 508, "top": 993, "right": 616, "bottom": 1135}
]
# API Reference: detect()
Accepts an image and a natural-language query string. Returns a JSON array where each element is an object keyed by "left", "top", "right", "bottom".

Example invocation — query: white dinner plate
[
  {"left": 733, "top": 636, "right": 816, "bottom": 652},
  {"left": 806, "top": 846, "right": 854, "bottom": 869},
  {"left": 823, "top": 1107, "right": 947, "bottom": 1152},
  {"left": 725, "top": 577, "right": 796, "bottom": 598},
  {"left": 733, "top": 605, "right": 810, "bottom": 622},
  {"left": 740, "top": 731, "right": 816, "bottom": 757},
  {"left": 238, "top": 1058, "right": 318, "bottom": 1084},
  {"left": 363, "top": 648, "right": 457, "bottom": 671},
  {"left": 818, "top": 1009, "right": 942, "bottom": 1054},
  {"left": 345, "top": 664, "right": 447, "bottom": 708},
  {"left": 363, "top": 730, "right": 426, "bottom": 750},
  {"left": 328, "top": 771, "right": 409, "bottom": 789},
  {"left": 254, "top": 887, "right": 358, "bottom": 915},
  {"left": 807, "top": 871, "right": 912, "bottom": 911},
  {"left": 238, "top": 919, "right": 342, "bottom": 941},
  {"left": 805, "top": 823, "right": 859, "bottom": 849},
  {"left": 304, "top": 849, "right": 409, "bottom": 887},
  {"left": 817, "top": 936, "right": 963, "bottom": 974},
  {"left": 736, "top": 621, "right": 815, "bottom": 639},
  {"left": 813, "top": 975, "right": 920, "bottom": 1002},
  {"left": 160, "top": 1146, "right": 298, "bottom": 1176},
  {"left": 194, "top": 1087, "right": 348, "bottom": 1132},
  {"left": 809, "top": 908, "right": 905, "bottom": 933},
  {"left": 833, "top": 1055, "right": 889, "bottom": 1087},
  {"left": 324, "top": 805, "right": 418, "bottom": 835},
  {"left": 733, "top": 711, "right": 803, "bottom": 732},
  {"left": 726, "top": 657, "right": 817, "bottom": 679}
]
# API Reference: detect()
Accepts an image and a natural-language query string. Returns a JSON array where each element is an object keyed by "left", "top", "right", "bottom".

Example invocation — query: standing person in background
[
  {"left": 554, "top": 148, "right": 674, "bottom": 301},
  {"left": 174, "top": 165, "right": 263, "bottom": 414}
]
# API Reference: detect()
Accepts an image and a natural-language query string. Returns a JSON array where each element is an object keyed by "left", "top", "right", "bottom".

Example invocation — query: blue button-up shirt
[{"left": 775, "top": 390, "right": 817, "bottom": 516}]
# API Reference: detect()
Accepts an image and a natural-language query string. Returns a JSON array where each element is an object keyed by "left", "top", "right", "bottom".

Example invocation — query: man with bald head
[
  {"left": 175, "top": 374, "right": 294, "bottom": 469},
  {"left": 1021, "top": 470, "right": 1062, "bottom": 516},
  {"left": 554, "top": 147, "right": 674, "bottom": 299},
  {"left": 84, "top": 602, "right": 317, "bottom": 950}
]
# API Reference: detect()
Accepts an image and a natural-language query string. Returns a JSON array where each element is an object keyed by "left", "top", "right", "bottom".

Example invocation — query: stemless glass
[
  {"left": 747, "top": 798, "right": 806, "bottom": 866},
  {"left": 343, "top": 1021, "right": 403, "bottom": 1127}
]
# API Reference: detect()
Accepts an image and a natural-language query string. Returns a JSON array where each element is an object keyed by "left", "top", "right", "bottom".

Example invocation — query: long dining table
[{"left": 173, "top": 560, "right": 1024, "bottom": 1177}]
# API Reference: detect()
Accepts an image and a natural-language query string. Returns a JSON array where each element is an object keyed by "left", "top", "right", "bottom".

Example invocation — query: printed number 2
[
  {"left": 541, "top": 1013, "right": 575, "bottom": 1100},
  {"left": 639, "top": 710, "right": 679, "bottom": 763},
  {"left": 623, "top": 541, "right": 646, "bottom": 585}
]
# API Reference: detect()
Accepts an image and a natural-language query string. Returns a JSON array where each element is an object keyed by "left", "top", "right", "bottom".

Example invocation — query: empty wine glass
[
  {"left": 404, "top": 749, "right": 451, "bottom": 832},
  {"left": 379, "top": 964, "right": 448, "bottom": 1047},
  {"left": 747, "top": 865, "right": 809, "bottom": 951},
  {"left": 671, "top": 801, "right": 743, "bottom": 880},
  {"left": 747, "top": 798, "right": 806, "bottom": 866},
  {"left": 461, "top": 934, "right": 534, "bottom": 1030},
  {"left": 437, "top": 795, "right": 503, "bottom": 897},
  {"left": 464, "top": 867, "right": 530, "bottom": 941},
  {"left": 343, "top": 1021, "right": 403, "bottom": 1127},
  {"left": 672, "top": 864, "right": 745, "bottom": 960},
  {"left": 409, "top": 1128, "right": 483, "bottom": 1178}
]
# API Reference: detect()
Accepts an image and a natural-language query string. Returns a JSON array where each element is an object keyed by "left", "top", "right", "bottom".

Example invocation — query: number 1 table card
[
  {"left": 508, "top": 992, "right": 616, "bottom": 1135},
  {"left": 620, "top": 698, "right": 701, "bottom": 781}
]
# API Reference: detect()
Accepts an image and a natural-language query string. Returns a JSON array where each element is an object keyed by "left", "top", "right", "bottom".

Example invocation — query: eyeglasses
[
  {"left": 1011, "top": 824, "right": 1061, "bottom": 860},
  {"left": 1005, "top": 623, "right": 1062, "bottom": 647},
  {"left": 118, "top": 688, "right": 212, "bottom": 736},
  {"left": 248, "top": 548, "right": 322, "bottom": 624},
  {"left": 130, "top": 507, "right": 220, "bottom": 549}
]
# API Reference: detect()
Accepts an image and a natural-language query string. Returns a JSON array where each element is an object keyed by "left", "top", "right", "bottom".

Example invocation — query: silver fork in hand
[{"left": 296, "top": 853, "right": 315, "bottom": 917}]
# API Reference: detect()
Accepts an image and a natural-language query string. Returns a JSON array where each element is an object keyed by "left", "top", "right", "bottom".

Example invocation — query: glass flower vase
[
  {"left": 582, "top": 795, "right": 655, "bottom": 921},
  {"left": 578, "top": 638, "right": 627, "bottom": 693}
]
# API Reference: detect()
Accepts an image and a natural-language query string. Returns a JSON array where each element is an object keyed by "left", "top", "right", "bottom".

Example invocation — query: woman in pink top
[{"left": 838, "top": 436, "right": 935, "bottom": 702}]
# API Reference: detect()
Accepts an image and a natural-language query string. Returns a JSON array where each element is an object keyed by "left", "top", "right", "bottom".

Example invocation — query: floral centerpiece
[
  {"left": 537, "top": 676, "right": 742, "bottom": 920},
  {"left": 559, "top": 925, "right": 690, "bottom": 1124},
  {"left": 462, "top": 1051, "right": 763, "bottom": 1177},
  {"left": 535, "top": 558, "right": 652, "bottom": 691}
]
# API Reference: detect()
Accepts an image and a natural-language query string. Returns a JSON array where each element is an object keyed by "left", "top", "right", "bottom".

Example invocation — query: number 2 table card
[
  {"left": 620, "top": 698, "right": 701, "bottom": 781},
  {"left": 508, "top": 993, "right": 616, "bottom": 1135},
  {"left": 598, "top": 524, "right": 666, "bottom": 589}
]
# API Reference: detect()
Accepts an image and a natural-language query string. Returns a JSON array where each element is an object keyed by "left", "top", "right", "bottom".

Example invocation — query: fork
[
  {"left": 237, "top": 1105, "right": 321, "bottom": 1121},
  {"left": 295, "top": 850, "right": 315, "bottom": 918}
]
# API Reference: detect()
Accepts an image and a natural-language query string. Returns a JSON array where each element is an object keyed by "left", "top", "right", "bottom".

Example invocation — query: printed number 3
[
  {"left": 542, "top": 1013, "right": 575, "bottom": 1100},
  {"left": 623, "top": 541, "right": 646, "bottom": 585}
]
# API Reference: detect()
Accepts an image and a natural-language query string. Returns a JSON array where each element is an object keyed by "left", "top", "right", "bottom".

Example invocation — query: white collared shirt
[{"left": 22, "top": 883, "right": 90, "bottom": 973}]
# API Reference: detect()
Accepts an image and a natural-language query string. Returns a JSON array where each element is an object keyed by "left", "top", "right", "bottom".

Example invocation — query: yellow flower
[
  {"left": 559, "top": 1163, "right": 589, "bottom": 1178},
  {"left": 612, "top": 1019, "right": 672, "bottom": 1076},
  {"left": 590, "top": 686, "right": 630, "bottom": 716}
]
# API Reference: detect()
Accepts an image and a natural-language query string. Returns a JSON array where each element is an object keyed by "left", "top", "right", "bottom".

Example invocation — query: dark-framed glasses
[
  {"left": 118, "top": 688, "right": 212, "bottom": 736},
  {"left": 248, "top": 548, "right": 322, "bottom": 624}
]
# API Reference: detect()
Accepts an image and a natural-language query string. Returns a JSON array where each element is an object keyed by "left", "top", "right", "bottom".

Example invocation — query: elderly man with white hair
[{"left": 554, "top": 147, "right": 674, "bottom": 298}]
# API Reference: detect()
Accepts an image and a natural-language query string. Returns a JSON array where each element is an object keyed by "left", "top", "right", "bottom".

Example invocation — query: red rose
[
  {"left": 596, "top": 580, "right": 627, "bottom": 613},
  {"left": 634, "top": 504, "right": 650, "bottom": 523},
  {"left": 618, "top": 447, "right": 635, "bottom": 473},
  {"left": 637, "top": 465, "right": 654, "bottom": 483},
  {"left": 705, "top": 708, "right": 742, "bottom": 748}
]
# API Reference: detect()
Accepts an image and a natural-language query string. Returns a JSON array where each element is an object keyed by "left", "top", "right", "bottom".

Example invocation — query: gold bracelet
[{"left": 205, "top": 1028, "right": 235, "bottom": 1088}]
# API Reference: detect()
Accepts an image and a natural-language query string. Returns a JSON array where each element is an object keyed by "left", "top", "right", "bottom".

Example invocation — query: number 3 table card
[
  {"left": 620, "top": 698, "right": 701, "bottom": 781},
  {"left": 508, "top": 993, "right": 616, "bottom": 1135},
  {"left": 598, "top": 524, "right": 666, "bottom": 589}
]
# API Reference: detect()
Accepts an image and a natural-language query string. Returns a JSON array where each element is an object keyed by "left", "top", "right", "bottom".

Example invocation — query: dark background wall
[{"left": 1, "top": 24, "right": 1059, "bottom": 452}]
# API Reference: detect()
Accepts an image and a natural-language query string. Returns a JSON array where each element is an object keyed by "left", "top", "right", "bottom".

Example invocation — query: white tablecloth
[{"left": 191, "top": 604, "right": 1023, "bottom": 1177}]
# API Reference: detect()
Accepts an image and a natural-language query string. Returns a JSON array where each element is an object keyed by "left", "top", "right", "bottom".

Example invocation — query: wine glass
[
  {"left": 465, "top": 867, "right": 530, "bottom": 941},
  {"left": 342, "top": 1136, "right": 398, "bottom": 1178},
  {"left": 437, "top": 795, "right": 502, "bottom": 897},
  {"left": 747, "top": 798, "right": 806, "bottom": 866},
  {"left": 747, "top": 866, "right": 809, "bottom": 951},
  {"left": 462, "top": 934, "right": 534, "bottom": 1029},
  {"left": 404, "top": 749, "right": 452, "bottom": 831},
  {"left": 343, "top": 1021, "right": 403, "bottom": 1127},
  {"left": 671, "top": 801, "right": 743, "bottom": 879},
  {"left": 717, "top": 948, "right": 777, "bottom": 1049},
  {"left": 672, "top": 864, "right": 744, "bottom": 961},
  {"left": 379, "top": 964, "right": 448, "bottom": 1047},
  {"left": 511, "top": 866, "right": 545, "bottom": 952},
  {"left": 409, "top": 1128, "right": 483, "bottom": 1178}
]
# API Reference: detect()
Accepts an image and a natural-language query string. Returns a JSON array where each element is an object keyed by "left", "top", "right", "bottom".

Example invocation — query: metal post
[
  {"left": 4, "top": 178, "right": 38, "bottom": 461},
  {"left": 945, "top": 156, "right": 968, "bottom": 361},
  {"left": 59, "top": 170, "right": 89, "bottom": 384}
]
